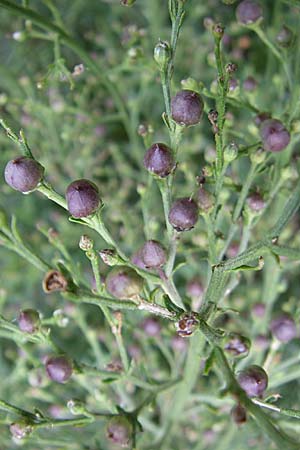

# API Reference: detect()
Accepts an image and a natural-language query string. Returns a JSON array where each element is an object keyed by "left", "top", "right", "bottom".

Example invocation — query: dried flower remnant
[
  {"left": 175, "top": 312, "right": 200, "bottom": 337},
  {"left": 42, "top": 270, "right": 68, "bottom": 293}
]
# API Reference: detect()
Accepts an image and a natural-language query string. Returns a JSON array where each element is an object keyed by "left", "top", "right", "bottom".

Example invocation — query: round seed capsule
[
  {"left": 260, "top": 119, "right": 290, "bottom": 152},
  {"left": 168, "top": 198, "right": 198, "bottom": 231},
  {"left": 143, "top": 143, "right": 175, "bottom": 177},
  {"left": 18, "top": 309, "right": 40, "bottom": 334},
  {"left": 4, "top": 156, "right": 44, "bottom": 192},
  {"left": 141, "top": 240, "right": 166, "bottom": 269},
  {"left": 171, "top": 90, "right": 204, "bottom": 126},
  {"left": 106, "top": 266, "right": 143, "bottom": 299},
  {"left": 236, "top": 0, "right": 263, "bottom": 25},
  {"left": 237, "top": 365, "right": 268, "bottom": 397},
  {"left": 66, "top": 179, "right": 101, "bottom": 218},
  {"left": 45, "top": 355, "right": 73, "bottom": 383},
  {"left": 270, "top": 314, "right": 297, "bottom": 342}
]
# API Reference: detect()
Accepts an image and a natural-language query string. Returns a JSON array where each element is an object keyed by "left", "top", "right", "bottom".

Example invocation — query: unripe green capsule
[{"left": 154, "top": 40, "right": 171, "bottom": 71}]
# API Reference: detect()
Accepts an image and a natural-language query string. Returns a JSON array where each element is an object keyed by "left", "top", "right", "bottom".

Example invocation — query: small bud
[
  {"left": 10, "top": 421, "right": 33, "bottom": 440},
  {"left": 141, "top": 240, "right": 166, "bottom": 269},
  {"left": 197, "top": 187, "right": 214, "bottom": 213},
  {"left": 143, "top": 143, "right": 176, "bottom": 178},
  {"left": 138, "top": 123, "right": 153, "bottom": 138},
  {"left": 224, "top": 142, "right": 238, "bottom": 163},
  {"left": 175, "top": 312, "right": 200, "bottom": 337},
  {"left": 250, "top": 147, "right": 266, "bottom": 165},
  {"left": 4, "top": 156, "right": 44, "bottom": 193},
  {"left": 45, "top": 355, "right": 73, "bottom": 383},
  {"left": 99, "top": 248, "right": 122, "bottom": 266},
  {"left": 168, "top": 198, "right": 199, "bottom": 231},
  {"left": 153, "top": 40, "right": 171, "bottom": 70},
  {"left": 42, "top": 270, "right": 68, "bottom": 293},
  {"left": 231, "top": 404, "right": 247, "bottom": 425},
  {"left": 224, "top": 333, "right": 251, "bottom": 358},
  {"left": 237, "top": 365, "right": 268, "bottom": 397},
  {"left": 106, "top": 266, "right": 143, "bottom": 299},
  {"left": 276, "top": 25, "right": 294, "bottom": 48},
  {"left": 66, "top": 179, "right": 102, "bottom": 218},
  {"left": 67, "top": 399, "right": 87, "bottom": 415},
  {"left": 79, "top": 235, "right": 93, "bottom": 251},
  {"left": 171, "top": 90, "right": 204, "bottom": 126},
  {"left": 260, "top": 119, "right": 290, "bottom": 152},
  {"left": 270, "top": 314, "right": 297, "bottom": 343},
  {"left": 106, "top": 416, "right": 133, "bottom": 447},
  {"left": 213, "top": 23, "right": 225, "bottom": 39},
  {"left": 236, "top": 0, "right": 263, "bottom": 25},
  {"left": 18, "top": 309, "right": 40, "bottom": 334}
]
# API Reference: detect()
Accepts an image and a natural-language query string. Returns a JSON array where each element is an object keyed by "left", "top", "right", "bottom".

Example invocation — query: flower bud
[
  {"left": 168, "top": 198, "right": 199, "bottom": 231},
  {"left": 224, "top": 142, "right": 238, "bottom": 163},
  {"left": 260, "top": 119, "right": 290, "bottom": 152},
  {"left": 143, "top": 143, "right": 175, "bottom": 178},
  {"left": 153, "top": 40, "right": 171, "bottom": 71},
  {"left": 213, "top": 23, "right": 225, "bottom": 39},
  {"left": 237, "top": 365, "right": 268, "bottom": 397},
  {"left": 18, "top": 309, "right": 40, "bottom": 334},
  {"left": 231, "top": 404, "right": 247, "bottom": 425},
  {"left": 175, "top": 312, "right": 199, "bottom": 337},
  {"left": 66, "top": 179, "right": 101, "bottom": 218},
  {"left": 106, "top": 416, "right": 133, "bottom": 447},
  {"left": 197, "top": 187, "right": 214, "bottom": 213},
  {"left": 224, "top": 333, "right": 251, "bottom": 358},
  {"left": 171, "top": 90, "right": 204, "bottom": 126},
  {"left": 250, "top": 147, "right": 266, "bottom": 165},
  {"left": 4, "top": 156, "right": 44, "bottom": 193},
  {"left": 106, "top": 266, "right": 143, "bottom": 299},
  {"left": 45, "top": 355, "right": 73, "bottom": 383},
  {"left": 141, "top": 240, "right": 166, "bottom": 269},
  {"left": 236, "top": 0, "right": 263, "bottom": 25},
  {"left": 270, "top": 314, "right": 297, "bottom": 343},
  {"left": 276, "top": 25, "right": 294, "bottom": 48},
  {"left": 79, "top": 235, "right": 93, "bottom": 251}
]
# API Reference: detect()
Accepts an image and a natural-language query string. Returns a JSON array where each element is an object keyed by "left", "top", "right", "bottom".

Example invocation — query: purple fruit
[
  {"left": 247, "top": 192, "right": 265, "bottom": 212},
  {"left": 18, "top": 309, "right": 40, "bottom": 334},
  {"left": 143, "top": 143, "right": 175, "bottom": 177},
  {"left": 45, "top": 355, "right": 73, "bottom": 383},
  {"left": 106, "top": 416, "right": 132, "bottom": 447},
  {"left": 237, "top": 365, "right": 268, "bottom": 397},
  {"left": 66, "top": 179, "right": 101, "bottom": 218},
  {"left": 224, "top": 333, "right": 250, "bottom": 358},
  {"left": 106, "top": 266, "right": 143, "bottom": 299},
  {"left": 236, "top": 0, "right": 263, "bottom": 25},
  {"left": 141, "top": 240, "right": 166, "bottom": 269},
  {"left": 168, "top": 198, "right": 198, "bottom": 231},
  {"left": 270, "top": 314, "right": 297, "bottom": 342},
  {"left": 171, "top": 90, "right": 204, "bottom": 126},
  {"left": 254, "top": 112, "right": 271, "bottom": 127},
  {"left": 131, "top": 248, "right": 147, "bottom": 270},
  {"left": 260, "top": 119, "right": 290, "bottom": 152},
  {"left": 4, "top": 156, "right": 44, "bottom": 192}
]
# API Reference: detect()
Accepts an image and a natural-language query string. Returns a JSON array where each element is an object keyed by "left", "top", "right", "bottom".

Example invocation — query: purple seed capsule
[
  {"left": 224, "top": 333, "right": 251, "bottom": 358},
  {"left": 66, "top": 179, "right": 101, "bottom": 218},
  {"left": 106, "top": 416, "right": 132, "bottom": 447},
  {"left": 143, "top": 143, "right": 175, "bottom": 177},
  {"left": 231, "top": 404, "right": 247, "bottom": 425},
  {"left": 168, "top": 198, "right": 199, "bottom": 231},
  {"left": 247, "top": 192, "right": 265, "bottom": 212},
  {"left": 141, "top": 240, "right": 166, "bottom": 269},
  {"left": 4, "top": 156, "right": 44, "bottom": 192},
  {"left": 237, "top": 365, "right": 268, "bottom": 397},
  {"left": 270, "top": 314, "right": 297, "bottom": 343},
  {"left": 260, "top": 119, "right": 290, "bottom": 152},
  {"left": 45, "top": 355, "right": 73, "bottom": 383},
  {"left": 236, "top": 0, "right": 263, "bottom": 25},
  {"left": 18, "top": 309, "right": 40, "bottom": 334},
  {"left": 106, "top": 266, "right": 144, "bottom": 299},
  {"left": 171, "top": 90, "right": 204, "bottom": 126}
]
